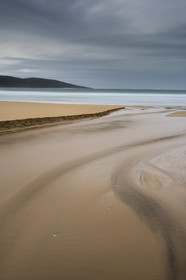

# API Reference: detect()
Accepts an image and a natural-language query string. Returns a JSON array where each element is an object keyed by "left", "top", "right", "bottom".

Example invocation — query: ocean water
[{"left": 0, "top": 88, "right": 186, "bottom": 106}]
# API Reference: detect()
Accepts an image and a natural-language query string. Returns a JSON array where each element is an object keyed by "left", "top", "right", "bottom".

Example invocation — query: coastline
[{"left": 0, "top": 101, "right": 125, "bottom": 133}]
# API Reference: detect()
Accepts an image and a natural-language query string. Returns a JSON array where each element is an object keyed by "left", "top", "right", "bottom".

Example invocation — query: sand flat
[
  {"left": 0, "top": 106, "right": 186, "bottom": 279},
  {"left": 0, "top": 101, "right": 124, "bottom": 133},
  {"left": 0, "top": 101, "right": 122, "bottom": 121},
  {"left": 168, "top": 111, "right": 186, "bottom": 117}
]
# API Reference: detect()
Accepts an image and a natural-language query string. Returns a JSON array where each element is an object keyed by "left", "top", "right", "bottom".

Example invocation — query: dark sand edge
[{"left": 0, "top": 107, "right": 125, "bottom": 134}]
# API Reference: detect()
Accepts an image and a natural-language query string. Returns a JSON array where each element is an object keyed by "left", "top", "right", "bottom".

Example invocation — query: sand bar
[
  {"left": 0, "top": 101, "right": 124, "bottom": 132},
  {"left": 168, "top": 111, "right": 186, "bottom": 117}
]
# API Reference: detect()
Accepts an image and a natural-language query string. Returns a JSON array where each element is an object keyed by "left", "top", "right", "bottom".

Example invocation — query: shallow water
[
  {"left": 0, "top": 88, "right": 186, "bottom": 106},
  {"left": 0, "top": 107, "right": 186, "bottom": 280}
]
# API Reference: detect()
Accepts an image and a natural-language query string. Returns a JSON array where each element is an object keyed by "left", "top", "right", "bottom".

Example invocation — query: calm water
[{"left": 0, "top": 88, "right": 186, "bottom": 106}]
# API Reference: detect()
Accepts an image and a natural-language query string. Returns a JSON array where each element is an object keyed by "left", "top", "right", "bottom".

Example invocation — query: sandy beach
[
  {"left": 0, "top": 101, "right": 124, "bottom": 121},
  {"left": 0, "top": 101, "right": 124, "bottom": 133},
  {"left": 0, "top": 103, "right": 186, "bottom": 280}
]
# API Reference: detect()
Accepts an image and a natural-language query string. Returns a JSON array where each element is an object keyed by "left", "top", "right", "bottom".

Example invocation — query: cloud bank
[{"left": 0, "top": 0, "right": 186, "bottom": 88}]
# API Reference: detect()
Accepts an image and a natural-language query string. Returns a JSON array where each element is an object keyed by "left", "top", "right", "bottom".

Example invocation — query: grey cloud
[
  {"left": 0, "top": 0, "right": 126, "bottom": 40},
  {"left": 74, "top": 22, "right": 186, "bottom": 56},
  {"left": 0, "top": 0, "right": 186, "bottom": 88}
]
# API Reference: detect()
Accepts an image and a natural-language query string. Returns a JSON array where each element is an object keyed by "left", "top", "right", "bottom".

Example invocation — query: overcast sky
[{"left": 0, "top": 0, "right": 186, "bottom": 89}]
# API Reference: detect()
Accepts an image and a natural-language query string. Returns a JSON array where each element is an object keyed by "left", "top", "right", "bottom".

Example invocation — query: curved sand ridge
[
  {"left": 0, "top": 106, "right": 186, "bottom": 280},
  {"left": 112, "top": 141, "right": 186, "bottom": 280}
]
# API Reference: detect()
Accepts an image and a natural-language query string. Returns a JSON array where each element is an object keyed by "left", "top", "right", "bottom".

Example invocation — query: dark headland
[{"left": 0, "top": 75, "right": 88, "bottom": 88}]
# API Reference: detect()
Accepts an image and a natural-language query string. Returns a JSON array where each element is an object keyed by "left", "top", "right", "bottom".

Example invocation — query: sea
[{"left": 0, "top": 88, "right": 186, "bottom": 106}]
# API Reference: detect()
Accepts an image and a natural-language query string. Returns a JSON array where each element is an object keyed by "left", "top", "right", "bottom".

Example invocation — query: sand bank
[
  {"left": 168, "top": 111, "right": 186, "bottom": 117},
  {"left": 0, "top": 101, "right": 124, "bottom": 132}
]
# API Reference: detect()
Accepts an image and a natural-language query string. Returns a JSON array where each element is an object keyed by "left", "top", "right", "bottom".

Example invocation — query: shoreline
[
  {"left": 0, "top": 101, "right": 125, "bottom": 133},
  {"left": 1, "top": 101, "right": 186, "bottom": 134}
]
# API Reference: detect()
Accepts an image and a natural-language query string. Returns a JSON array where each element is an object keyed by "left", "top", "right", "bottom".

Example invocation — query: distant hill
[{"left": 0, "top": 76, "right": 88, "bottom": 88}]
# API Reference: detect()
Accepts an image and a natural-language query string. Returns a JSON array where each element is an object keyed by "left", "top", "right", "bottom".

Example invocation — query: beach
[
  {"left": 0, "top": 101, "right": 124, "bottom": 132},
  {"left": 0, "top": 102, "right": 186, "bottom": 280},
  {"left": 0, "top": 101, "right": 124, "bottom": 121}
]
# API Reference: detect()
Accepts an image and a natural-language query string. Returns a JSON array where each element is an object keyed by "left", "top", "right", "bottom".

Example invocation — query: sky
[{"left": 0, "top": 0, "right": 186, "bottom": 89}]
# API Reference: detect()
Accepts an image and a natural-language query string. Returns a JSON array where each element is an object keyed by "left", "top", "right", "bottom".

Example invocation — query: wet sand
[
  {"left": 168, "top": 111, "right": 186, "bottom": 117},
  {"left": 0, "top": 105, "right": 186, "bottom": 280}
]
